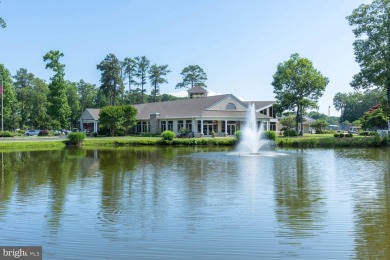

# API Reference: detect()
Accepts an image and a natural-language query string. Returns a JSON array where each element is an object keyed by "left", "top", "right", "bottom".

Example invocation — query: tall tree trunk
[
  {"left": 387, "top": 84, "right": 390, "bottom": 129},
  {"left": 295, "top": 106, "right": 300, "bottom": 132}
]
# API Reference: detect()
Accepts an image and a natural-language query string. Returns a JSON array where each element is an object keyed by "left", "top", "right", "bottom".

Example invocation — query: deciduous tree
[
  {"left": 14, "top": 68, "right": 34, "bottom": 129},
  {"left": 66, "top": 81, "right": 81, "bottom": 129},
  {"left": 77, "top": 79, "right": 97, "bottom": 112},
  {"left": 0, "top": 65, "right": 18, "bottom": 130},
  {"left": 272, "top": 53, "right": 329, "bottom": 135},
  {"left": 347, "top": 0, "right": 390, "bottom": 129}
]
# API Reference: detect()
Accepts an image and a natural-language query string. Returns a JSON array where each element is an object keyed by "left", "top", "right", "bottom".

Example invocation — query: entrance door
[
  {"left": 227, "top": 124, "right": 236, "bottom": 135},
  {"left": 203, "top": 124, "right": 214, "bottom": 135}
]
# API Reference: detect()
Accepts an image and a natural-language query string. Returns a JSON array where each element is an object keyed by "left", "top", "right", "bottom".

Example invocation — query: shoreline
[{"left": 0, "top": 135, "right": 388, "bottom": 150}]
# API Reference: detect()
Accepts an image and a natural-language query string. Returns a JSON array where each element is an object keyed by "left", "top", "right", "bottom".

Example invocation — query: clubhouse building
[{"left": 79, "top": 86, "right": 278, "bottom": 137}]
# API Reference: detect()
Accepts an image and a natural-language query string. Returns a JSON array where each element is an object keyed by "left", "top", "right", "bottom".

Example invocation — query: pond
[{"left": 0, "top": 146, "right": 390, "bottom": 259}]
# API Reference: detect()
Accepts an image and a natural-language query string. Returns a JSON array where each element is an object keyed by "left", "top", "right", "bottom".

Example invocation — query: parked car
[{"left": 24, "top": 130, "right": 41, "bottom": 136}]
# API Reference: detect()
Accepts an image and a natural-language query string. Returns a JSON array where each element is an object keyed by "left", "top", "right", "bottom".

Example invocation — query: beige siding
[{"left": 207, "top": 96, "right": 247, "bottom": 111}]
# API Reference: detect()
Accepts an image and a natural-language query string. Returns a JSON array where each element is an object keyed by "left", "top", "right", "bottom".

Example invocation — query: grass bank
[
  {"left": 275, "top": 134, "right": 388, "bottom": 148},
  {"left": 0, "top": 134, "right": 388, "bottom": 150},
  {"left": 0, "top": 139, "right": 66, "bottom": 152},
  {"left": 82, "top": 136, "right": 237, "bottom": 147}
]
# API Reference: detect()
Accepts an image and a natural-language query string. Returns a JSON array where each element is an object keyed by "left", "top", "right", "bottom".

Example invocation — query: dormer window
[{"left": 226, "top": 103, "right": 237, "bottom": 110}]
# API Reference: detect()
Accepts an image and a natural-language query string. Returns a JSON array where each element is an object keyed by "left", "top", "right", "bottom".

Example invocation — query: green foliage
[
  {"left": 66, "top": 81, "right": 81, "bottom": 129},
  {"left": 77, "top": 79, "right": 98, "bottom": 112},
  {"left": 148, "top": 64, "right": 171, "bottom": 102},
  {"left": 359, "top": 131, "right": 376, "bottom": 136},
  {"left": 43, "top": 50, "right": 71, "bottom": 129},
  {"left": 161, "top": 130, "right": 175, "bottom": 141},
  {"left": 263, "top": 130, "right": 276, "bottom": 141},
  {"left": 333, "top": 89, "right": 385, "bottom": 123},
  {"left": 311, "top": 119, "right": 329, "bottom": 134},
  {"left": 97, "top": 53, "right": 123, "bottom": 106},
  {"left": 135, "top": 56, "right": 150, "bottom": 104},
  {"left": 279, "top": 115, "right": 295, "bottom": 130},
  {"left": 234, "top": 130, "right": 241, "bottom": 140},
  {"left": 67, "top": 132, "right": 86, "bottom": 145},
  {"left": 307, "top": 111, "right": 340, "bottom": 126},
  {"left": 334, "top": 133, "right": 353, "bottom": 138},
  {"left": 347, "top": 0, "right": 390, "bottom": 120},
  {"left": 0, "top": 17, "right": 6, "bottom": 29},
  {"left": 121, "top": 105, "right": 137, "bottom": 134},
  {"left": 360, "top": 105, "right": 388, "bottom": 130},
  {"left": 179, "top": 128, "right": 192, "bottom": 136},
  {"left": 122, "top": 57, "right": 137, "bottom": 102},
  {"left": 99, "top": 106, "right": 124, "bottom": 136},
  {"left": 283, "top": 129, "right": 297, "bottom": 137},
  {"left": 0, "top": 64, "right": 20, "bottom": 131},
  {"left": 0, "top": 131, "right": 14, "bottom": 137},
  {"left": 175, "top": 65, "right": 208, "bottom": 89},
  {"left": 272, "top": 53, "right": 329, "bottom": 134},
  {"left": 98, "top": 105, "right": 137, "bottom": 136}
]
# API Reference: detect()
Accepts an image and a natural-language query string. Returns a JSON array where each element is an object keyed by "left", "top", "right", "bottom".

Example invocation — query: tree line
[{"left": 0, "top": 50, "right": 208, "bottom": 131}]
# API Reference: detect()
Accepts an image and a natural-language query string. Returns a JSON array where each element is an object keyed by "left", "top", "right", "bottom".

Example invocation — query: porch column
[
  {"left": 200, "top": 119, "right": 204, "bottom": 137},
  {"left": 80, "top": 120, "right": 83, "bottom": 131},
  {"left": 94, "top": 122, "right": 98, "bottom": 132},
  {"left": 173, "top": 120, "right": 178, "bottom": 134},
  {"left": 225, "top": 120, "right": 228, "bottom": 136}
]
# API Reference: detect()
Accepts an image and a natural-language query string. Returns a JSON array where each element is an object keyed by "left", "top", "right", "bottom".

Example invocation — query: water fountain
[{"left": 235, "top": 103, "right": 270, "bottom": 155}]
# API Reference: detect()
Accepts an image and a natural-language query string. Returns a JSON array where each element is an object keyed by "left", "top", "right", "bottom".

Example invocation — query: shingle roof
[
  {"left": 133, "top": 95, "right": 229, "bottom": 120},
  {"left": 81, "top": 108, "right": 100, "bottom": 120},
  {"left": 243, "top": 101, "right": 274, "bottom": 110},
  {"left": 81, "top": 95, "right": 273, "bottom": 121}
]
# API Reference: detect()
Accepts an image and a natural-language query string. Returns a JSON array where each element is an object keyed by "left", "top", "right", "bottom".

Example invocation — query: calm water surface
[{"left": 0, "top": 146, "right": 390, "bottom": 259}]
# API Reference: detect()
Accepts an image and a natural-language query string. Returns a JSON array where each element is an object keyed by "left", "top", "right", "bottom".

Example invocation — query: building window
[
  {"left": 270, "top": 122, "right": 276, "bottom": 131},
  {"left": 160, "top": 121, "right": 166, "bottom": 132},
  {"left": 168, "top": 121, "right": 173, "bottom": 131},
  {"left": 226, "top": 103, "right": 237, "bottom": 110},
  {"left": 178, "top": 120, "right": 184, "bottom": 131},
  {"left": 185, "top": 120, "right": 192, "bottom": 131}
]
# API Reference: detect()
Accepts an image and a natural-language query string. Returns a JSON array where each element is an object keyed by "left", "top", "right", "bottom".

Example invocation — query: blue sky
[{"left": 0, "top": 0, "right": 371, "bottom": 116}]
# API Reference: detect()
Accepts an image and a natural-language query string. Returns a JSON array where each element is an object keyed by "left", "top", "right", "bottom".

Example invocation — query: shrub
[
  {"left": 263, "top": 130, "right": 276, "bottom": 141},
  {"left": 67, "top": 132, "right": 86, "bottom": 145},
  {"left": 116, "top": 129, "right": 125, "bottom": 136},
  {"left": 161, "top": 130, "right": 175, "bottom": 141},
  {"left": 283, "top": 129, "right": 297, "bottom": 137},
  {"left": 234, "top": 130, "right": 241, "bottom": 140},
  {"left": 0, "top": 131, "right": 14, "bottom": 137}
]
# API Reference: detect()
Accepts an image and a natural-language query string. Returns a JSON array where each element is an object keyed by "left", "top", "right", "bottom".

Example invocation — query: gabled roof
[
  {"left": 133, "top": 94, "right": 271, "bottom": 120},
  {"left": 134, "top": 95, "right": 228, "bottom": 120},
  {"left": 243, "top": 101, "right": 274, "bottom": 111},
  {"left": 80, "top": 108, "right": 100, "bottom": 121},
  {"left": 80, "top": 95, "right": 273, "bottom": 121}
]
